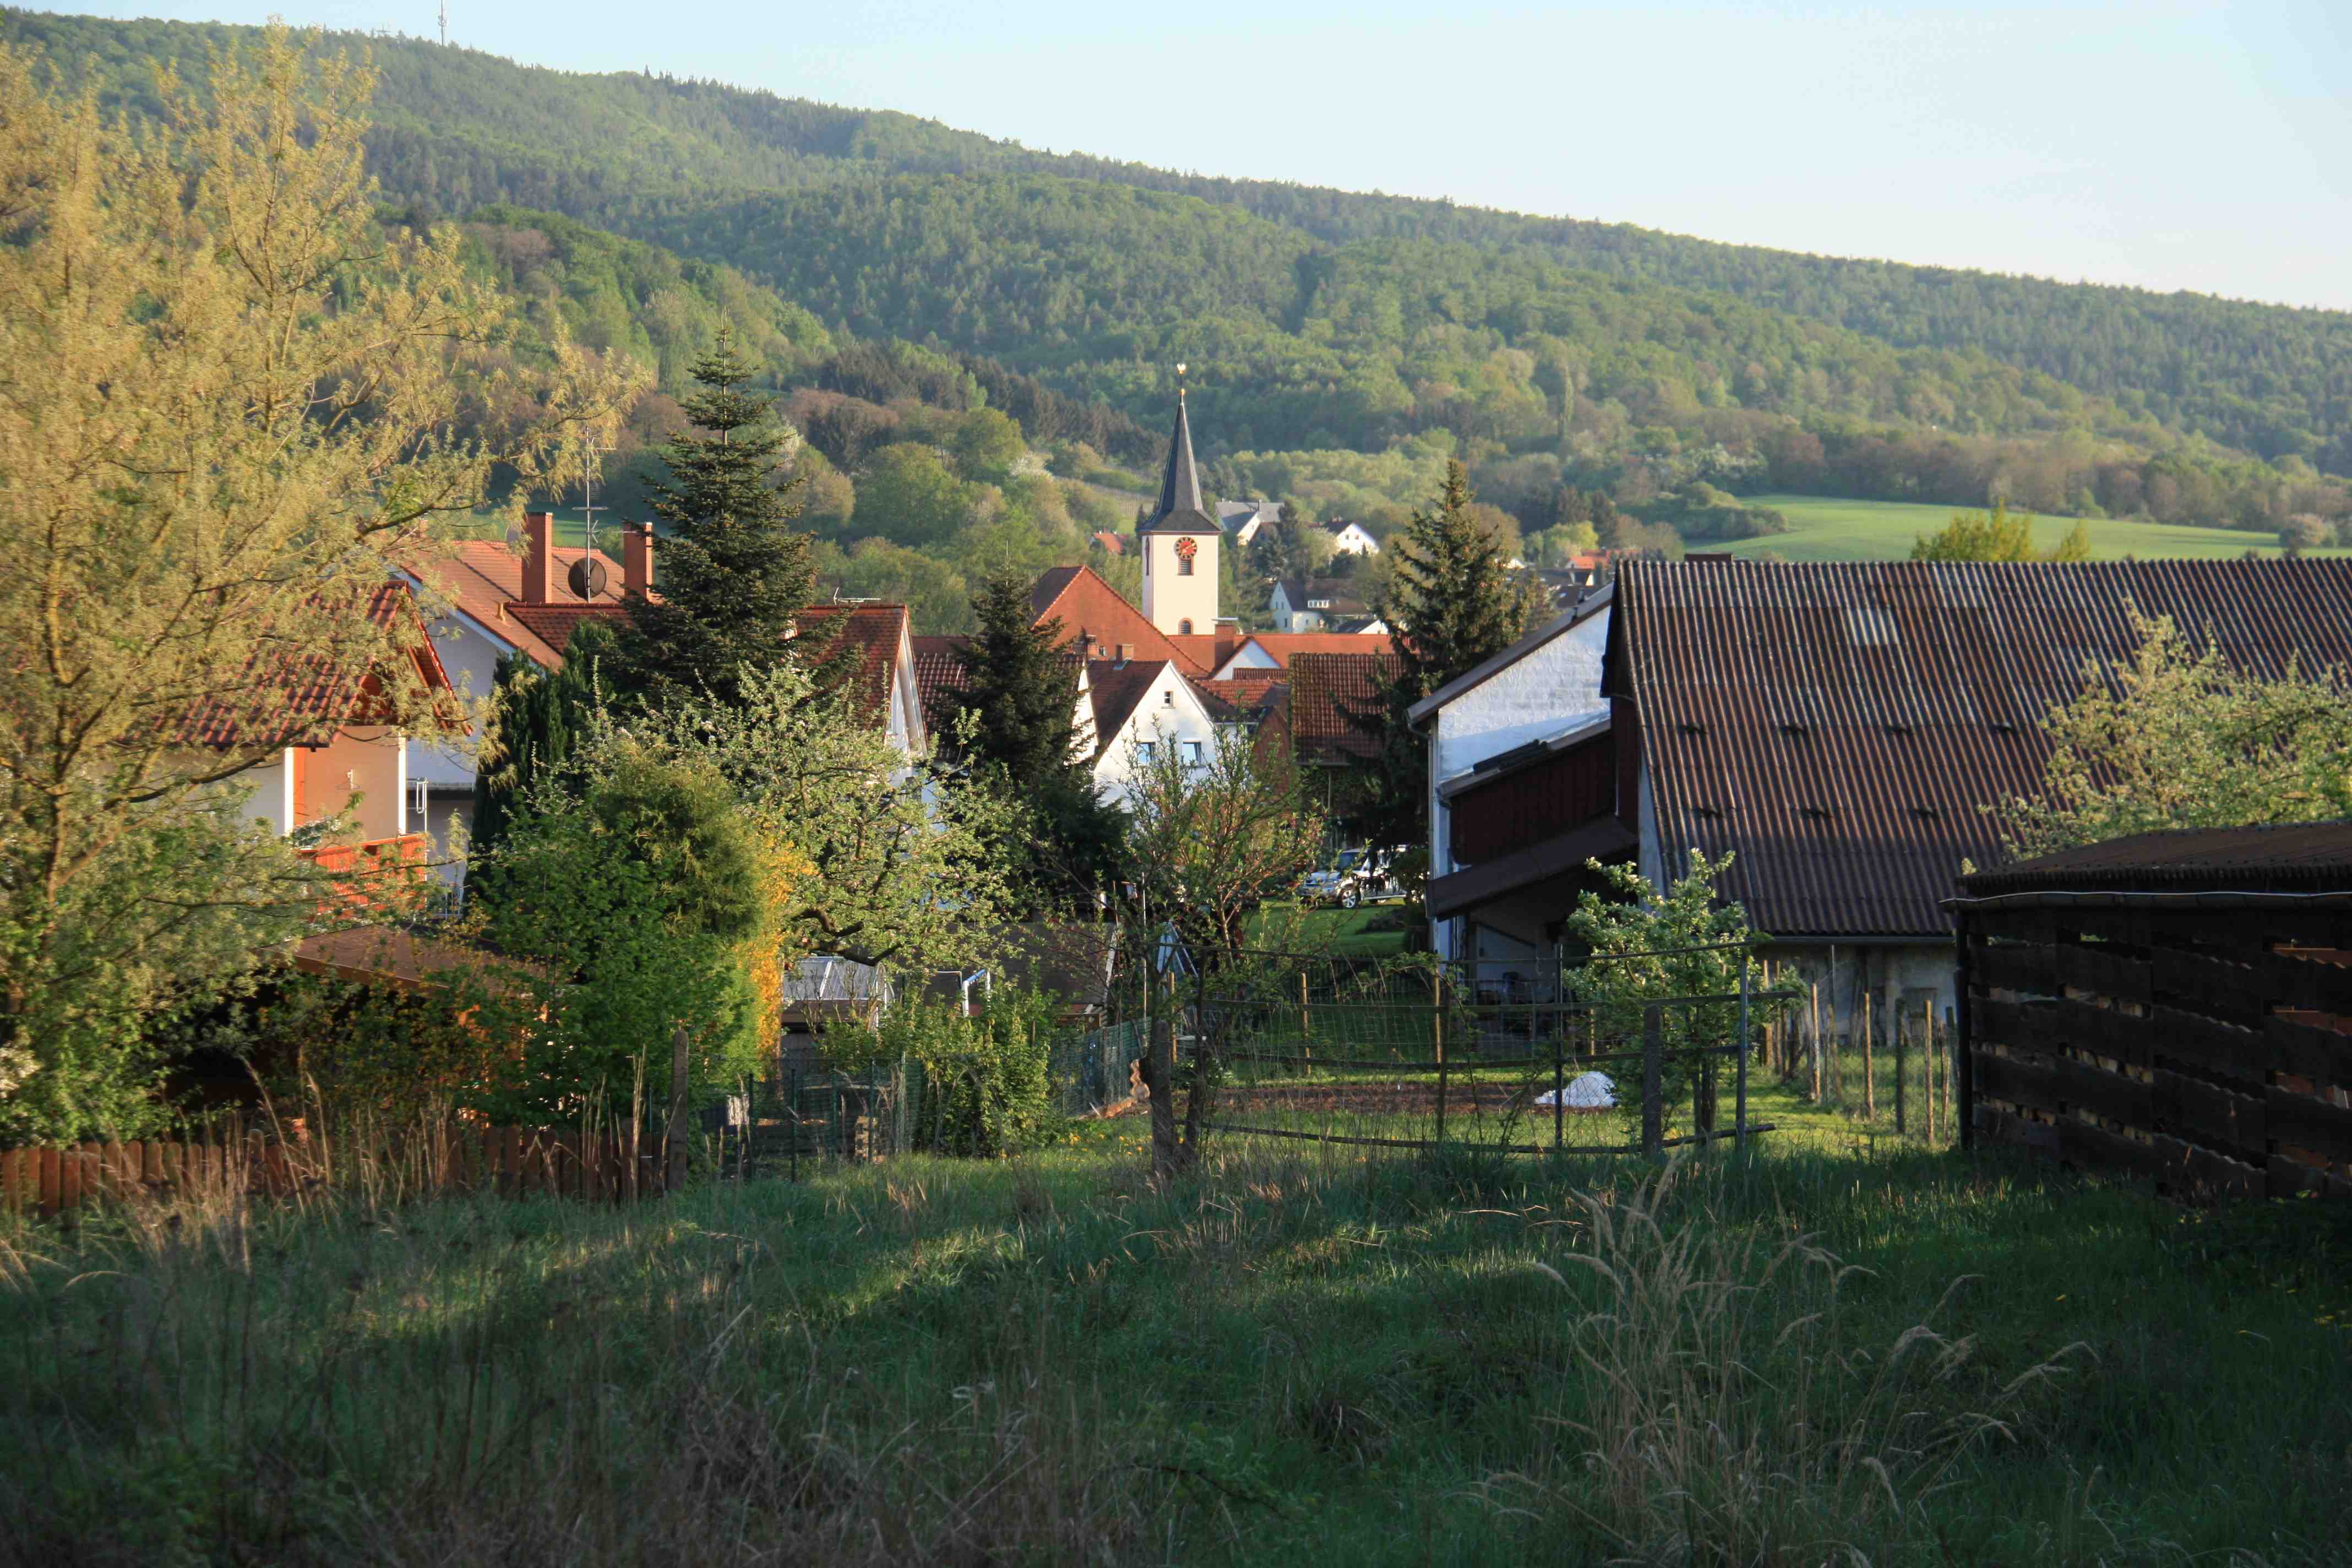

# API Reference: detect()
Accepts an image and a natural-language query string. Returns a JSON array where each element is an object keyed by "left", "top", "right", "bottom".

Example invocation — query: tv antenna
[
  {"left": 438, "top": 3, "right": 448, "bottom": 45},
  {"left": 569, "top": 439, "right": 617, "bottom": 600}
]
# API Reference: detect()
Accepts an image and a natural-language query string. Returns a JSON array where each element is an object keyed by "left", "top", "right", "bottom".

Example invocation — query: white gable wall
[
  {"left": 1424, "top": 607, "right": 1612, "bottom": 961},
  {"left": 1091, "top": 666, "right": 1220, "bottom": 807}
]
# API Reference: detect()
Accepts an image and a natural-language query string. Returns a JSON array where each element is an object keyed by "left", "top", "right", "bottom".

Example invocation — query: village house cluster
[{"left": 209, "top": 393, "right": 2352, "bottom": 1039}]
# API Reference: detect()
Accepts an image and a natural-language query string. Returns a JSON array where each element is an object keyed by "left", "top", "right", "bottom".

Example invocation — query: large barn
[{"left": 1414, "top": 558, "right": 2352, "bottom": 1028}]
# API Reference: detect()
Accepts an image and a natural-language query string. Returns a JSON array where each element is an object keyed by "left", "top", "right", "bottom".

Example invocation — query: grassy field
[
  {"left": 5, "top": 1085, "right": 2347, "bottom": 1566},
  {"left": 1716, "top": 494, "right": 2345, "bottom": 563}
]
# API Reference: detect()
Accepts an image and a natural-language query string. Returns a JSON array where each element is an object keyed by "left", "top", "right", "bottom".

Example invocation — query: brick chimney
[
  {"left": 521, "top": 510, "right": 554, "bottom": 605},
  {"left": 622, "top": 523, "right": 653, "bottom": 599}
]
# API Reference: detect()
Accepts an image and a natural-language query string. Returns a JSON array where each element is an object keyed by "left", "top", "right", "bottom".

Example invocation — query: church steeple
[
  {"left": 1137, "top": 372, "right": 1221, "bottom": 636},
  {"left": 1142, "top": 379, "right": 1217, "bottom": 535}
]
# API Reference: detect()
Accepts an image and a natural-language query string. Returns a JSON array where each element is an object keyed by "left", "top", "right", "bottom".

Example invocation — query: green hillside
[
  {"left": 9, "top": 8, "right": 2348, "bottom": 477},
  {"left": 1716, "top": 496, "right": 2350, "bottom": 564},
  {"left": 6, "top": 8, "right": 2348, "bottom": 570}
]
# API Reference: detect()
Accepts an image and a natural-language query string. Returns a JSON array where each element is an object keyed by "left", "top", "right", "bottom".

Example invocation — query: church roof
[{"left": 1140, "top": 395, "right": 1219, "bottom": 536}]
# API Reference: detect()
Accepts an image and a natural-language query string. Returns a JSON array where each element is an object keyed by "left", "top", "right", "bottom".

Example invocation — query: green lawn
[
  {"left": 7, "top": 1108, "right": 2346, "bottom": 1565},
  {"left": 1713, "top": 493, "right": 2343, "bottom": 563}
]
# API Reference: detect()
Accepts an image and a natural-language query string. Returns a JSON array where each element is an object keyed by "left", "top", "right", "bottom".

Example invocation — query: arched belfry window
[{"left": 1178, "top": 619, "right": 1194, "bottom": 635}]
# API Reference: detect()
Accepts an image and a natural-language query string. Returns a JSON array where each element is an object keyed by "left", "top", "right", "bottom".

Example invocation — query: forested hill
[
  {"left": 14, "top": 8, "right": 2350, "bottom": 478},
  {"left": 7, "top": 8, "right": 2350, "bottom": 497}
]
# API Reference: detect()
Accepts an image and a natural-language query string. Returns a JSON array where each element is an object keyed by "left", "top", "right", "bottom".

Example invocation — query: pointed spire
[{"left": 1143, "top": 378, "right": 1217, "bottom": 534}]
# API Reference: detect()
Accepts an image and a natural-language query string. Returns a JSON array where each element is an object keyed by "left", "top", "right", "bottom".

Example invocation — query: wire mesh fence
[
  {"left": 1167, "top": 944, "right": 1778, "bottom": 1160},
  {"left": 704, "top": 1019, "right": 1152, "bottom": 1180}
]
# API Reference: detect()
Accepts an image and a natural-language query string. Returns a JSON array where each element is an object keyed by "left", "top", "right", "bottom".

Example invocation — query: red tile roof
[
  {"left": 1166, "top": 630, "right": 1247, "bottom": 672},
  {"left": 794, "top": 603, "right": 910, "bottom": 715},
  {"left": 1616, "top": 557, "right": 2352, "bottom": 940},
  {"left": 1282, "top": 652, "right": 1400, "bottom": 763},
  {"left": 178, "top": 582, "right": 457, "bottom": 750},
  {"left": 1028, "top": 565, "right": 1207, "bottom": 676},
  {"left": 1226, "top": 631, "right": 1396, "bottom": 672},
  {"left": 1091, "top": 531, "right": 1124, "bottom": 556},
  {"left": 406, "top": 540, "right": 630, "bottom": 668}
]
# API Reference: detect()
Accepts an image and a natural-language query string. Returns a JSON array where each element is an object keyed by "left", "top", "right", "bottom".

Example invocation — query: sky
[{"left": 50, "top": 1, "right": 2352, "bottom": 310}]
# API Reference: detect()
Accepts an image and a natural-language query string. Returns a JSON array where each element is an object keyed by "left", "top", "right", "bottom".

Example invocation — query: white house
[
  {"left": 1084, "top": 657, "right": 1221, "bottom": 805},
  {"left": 1268, "top": 576, "right": 1374, "bottom": 633},
  {"left": 1208, "top": 631, "right": 1398, "bottom": 680},
  {"left": 1406, "top": 584, "right": 1615, "bottom": 987},
  {"left": 1217, "top": 498, "right": 1279, "bottom": 547},
  {"left": 1321, "top": 519, "right": 1380, "bottom": 556}
]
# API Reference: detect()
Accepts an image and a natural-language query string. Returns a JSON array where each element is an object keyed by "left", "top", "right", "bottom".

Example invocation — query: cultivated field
[
  {"left": 4, "top": 1080, "right": 2345, "bottom": 1567},
  {"left": 1719, "top": 494, "right": 2343, "bottom": 563}
]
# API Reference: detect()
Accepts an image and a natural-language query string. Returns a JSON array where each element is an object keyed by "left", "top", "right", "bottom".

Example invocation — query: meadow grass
[
  {"left": 4, "top": 1093, "right": 2347, "bottom": 1567},
  {"left": 1717, "top": 495, "right": 2346, "bottom": 563}
]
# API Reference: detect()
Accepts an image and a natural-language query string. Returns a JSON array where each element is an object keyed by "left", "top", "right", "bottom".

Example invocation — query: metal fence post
[
  {"left": 1735, "top": 956, "right": 1750, "bottom": 1146},
  {"left": 1897, "top": 1001, "right": 1910, "bottom": 1136},
  {"left": 1433, "top": 966, "right": 1448, "bottom": 1147},
  {"left": 1641, "top": 1003, "right": 1663, "bottom": 1161},
  {"left": 1553, "top": 1021, "right": 1565, "bottom": 1151},
  {"left": 789, "top": 1066, "right": 799, "bottom": 1183}
]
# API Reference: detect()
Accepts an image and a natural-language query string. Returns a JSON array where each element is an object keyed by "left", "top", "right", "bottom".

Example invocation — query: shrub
[{"left": 831, "top": 988, "right": 1065, "bottom": 1156}]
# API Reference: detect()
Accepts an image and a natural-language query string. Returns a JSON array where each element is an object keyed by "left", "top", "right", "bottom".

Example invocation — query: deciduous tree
[
  {"left": 0, "top": 30, "right": 637, "bottom": 1142},
  {"left": 1995, "top": 611, "right": 2352, "bottom": 859}
]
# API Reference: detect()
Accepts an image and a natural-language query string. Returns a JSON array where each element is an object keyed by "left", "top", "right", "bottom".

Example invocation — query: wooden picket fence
[{"left": 0, "top": 1119, "right": 677, "bottom": 1218}]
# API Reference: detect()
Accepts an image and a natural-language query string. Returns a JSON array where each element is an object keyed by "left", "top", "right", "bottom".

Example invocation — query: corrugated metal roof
[
  {"left": 1618, "top": 558, "right": 2352, "bottom": 940},
  {"left": 1956, "top": 821, "right": 2352, "bottom": 896}
]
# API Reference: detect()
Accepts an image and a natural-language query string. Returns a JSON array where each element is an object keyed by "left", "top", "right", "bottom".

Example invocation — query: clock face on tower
[{"left": 1174, "top": 537, "right": 1197, "bottom": 562}]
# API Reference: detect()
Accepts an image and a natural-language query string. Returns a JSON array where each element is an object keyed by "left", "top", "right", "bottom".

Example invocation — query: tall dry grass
[{"left": 1482, "top": 1164, "right": 2087, "bottom": 1564}]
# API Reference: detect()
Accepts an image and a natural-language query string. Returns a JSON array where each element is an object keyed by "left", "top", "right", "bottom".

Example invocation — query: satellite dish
[{"left": 568, "top": 557, "right": 609, "bottom": 600}]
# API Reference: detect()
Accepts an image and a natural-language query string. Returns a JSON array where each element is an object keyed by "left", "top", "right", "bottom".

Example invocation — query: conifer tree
[
  {"left": 934, "top": 574, "right": 1125, "bottom": 912},
  {"left": 470, "top": 620, "right": 619, "bottom": 868},
  {"left": 1375, "top": 460, "right": 1547, "bottom": 704},
  {"left": 1354, "top": 460, "right": 1547, "bottom": 854},
  {"left": 618, "top": 332, "right": 814, "bottom": 703},
  {"left": 937, "top": 574, "right": 1086, "bottom": 790}
]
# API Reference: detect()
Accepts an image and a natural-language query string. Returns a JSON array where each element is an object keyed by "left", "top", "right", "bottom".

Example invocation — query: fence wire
[{"left": 1167, "top": 945, "right": 1776, "bottom": 1159}]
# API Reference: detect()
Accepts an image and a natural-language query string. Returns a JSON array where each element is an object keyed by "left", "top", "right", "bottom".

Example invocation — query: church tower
[{"left": 1138, "top": 380, "right": 1219, "bottom": 638}]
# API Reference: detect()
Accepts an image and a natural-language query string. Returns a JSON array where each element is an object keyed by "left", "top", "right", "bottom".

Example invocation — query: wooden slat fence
[
  {"left": 0, "top": 1121, "right": 672, "bottom": 1218},
  {"left": 1959, "top": 903, "right": 2352, "bottom": 1201}
]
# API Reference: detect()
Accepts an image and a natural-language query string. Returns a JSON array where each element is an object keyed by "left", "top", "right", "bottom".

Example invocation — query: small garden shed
[{"left": 1948, "top": 822, "right": 2352, "bottom": 1199}]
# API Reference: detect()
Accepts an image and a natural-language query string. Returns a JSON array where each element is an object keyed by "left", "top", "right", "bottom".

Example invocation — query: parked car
[{"left": 1295, "top": 846, "right": 1407, "bottom": 909}]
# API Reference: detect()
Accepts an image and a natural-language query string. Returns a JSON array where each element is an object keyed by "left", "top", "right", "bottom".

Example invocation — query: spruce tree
[
  {"left": 1355, "top": 460, "right": 1547, "bottom": 852},
  {"left": 618, "top": 333, "right": 814, "bottom": 703},
  {"left": 934, "top": 573, "right": 1125, "bottom": 912},
  {"left": 1376, "top": 460, "right": 1545, "bottom": 700},
  {"left": 937, "top": 573, "right": 1086, "bottom": 789}
]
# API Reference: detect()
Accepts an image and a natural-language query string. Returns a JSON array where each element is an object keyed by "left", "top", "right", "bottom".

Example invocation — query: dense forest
[{"left": 7, "top": 8, "right": 2348, "bottom": 569}]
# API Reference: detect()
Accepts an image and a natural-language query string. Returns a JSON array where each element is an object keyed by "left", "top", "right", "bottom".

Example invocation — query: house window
[
  {"left": 1135, "top": 741, "right": 1157, "bottom": 765},
  {"left": 1182, "top": 740, "right": 1204, "bottom": 765},
  {"left": 1178, "top": 619, "right": 1194, "bottom": 635}
]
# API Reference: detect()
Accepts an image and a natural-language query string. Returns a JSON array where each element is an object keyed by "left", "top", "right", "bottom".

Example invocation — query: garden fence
[
  {"left": 1173, "top": 944, "right": 1778, "bottom": 1159},
  {"left": 0, "top": 1115, "right": 684, "bottom": 1218}
]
